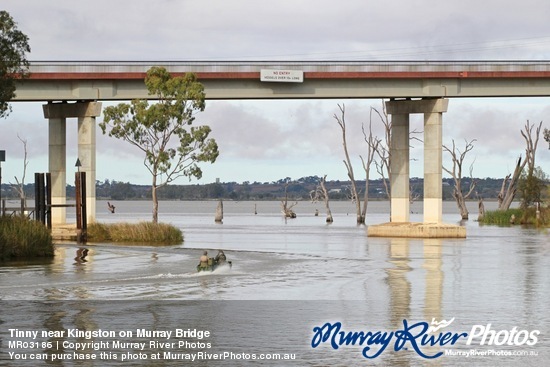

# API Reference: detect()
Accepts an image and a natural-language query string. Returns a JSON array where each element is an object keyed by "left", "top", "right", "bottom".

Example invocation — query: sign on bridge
[{"left": 260, "top": 69, "right": 303, "bottom": 83}]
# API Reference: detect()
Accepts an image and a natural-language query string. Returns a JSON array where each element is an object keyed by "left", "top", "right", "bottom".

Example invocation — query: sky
[{"left": 1, "top": 0, "right": 550, "bottom": 186}]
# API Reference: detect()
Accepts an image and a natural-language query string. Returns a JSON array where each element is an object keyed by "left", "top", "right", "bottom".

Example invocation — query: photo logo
[
  {"left": 466, "top": 324, "right": 539, "bottom": 346},
  {"left": 311, "top": 319, "right": 540, "bottom": 360},
  {"left": 427, "top": 317, "right": 455, "bottom": 333}
]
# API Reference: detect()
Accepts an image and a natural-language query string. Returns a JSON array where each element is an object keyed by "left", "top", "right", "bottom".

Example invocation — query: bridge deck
[
  {"left": 25, "top": 60, "right": 550, "bottom": 78},
  {"left": 14, "top": 61, "right": 550, "bottom": 101}
]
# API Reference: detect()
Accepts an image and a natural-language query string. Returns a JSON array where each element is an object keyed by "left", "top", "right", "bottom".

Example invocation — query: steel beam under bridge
[{"left": 13, "top": 60, "right": 550, "bottom": 101}]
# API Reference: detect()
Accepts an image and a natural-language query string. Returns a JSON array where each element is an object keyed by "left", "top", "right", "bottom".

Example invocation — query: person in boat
[
  {"left": 198, "top": 250, "right": 209, "bottom": 269},
  {"left": 214, "top": 250, "right": 226, "bottom": 265}
]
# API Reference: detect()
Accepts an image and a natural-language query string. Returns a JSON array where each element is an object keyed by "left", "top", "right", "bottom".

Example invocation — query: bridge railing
[{"left": 27, "top": 60, "right": 550, "bottom": 74}]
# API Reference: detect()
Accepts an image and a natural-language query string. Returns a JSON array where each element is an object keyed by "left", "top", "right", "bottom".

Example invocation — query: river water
[{"left": 0, "top": 200, "right": 548, "bottom": 366}]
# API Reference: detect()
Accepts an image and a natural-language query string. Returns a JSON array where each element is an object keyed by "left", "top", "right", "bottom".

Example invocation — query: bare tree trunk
[
  {"left": 498, "top": 157, "right": 525, "bottom": 210},
  {"left": 409, "top": 183, "right": 421, "bottom": 205},
  {"left": 519, "top": 120, "right": 542, "bottom": 209},
  {"left": 319, "top": 175, "right": 333, "bottom": 223},
  {"left": 152, "top": 172, "right": 159, "bottom": 223},
  {"left": 281, "top": 201, "right": 297, "bottom": 218},
  {"left": 521, "top": 120, "right": 542, "bottom": 178},
  {"left": 281, "top": 181, "right": 297, "bottom": 218},
  {"left": 215, "top": 199, "right": 223, "bottom": 222},
  {"left": 334, "top": 104, "right": 364, "bottom": 224},
  {"left": 443, "top": 139, "right": 477, "bottom": 220},
  {"left": 456, "top": 193, "right": 470, "bottom": 220},
  {"left": 477, "top": 195, "right": 485, "bottom": 221},
  {"left": 498, "top": 121, "right": 541, "bottom": 210},
  {"left": 360, "top": 118, "right": 379, "bottom": 221},
  {"left": 11, "top": 135, "right": 29, "bottom": 211},
  {"left": 370, "top": 106, "right": 392, "bottom": 201}
]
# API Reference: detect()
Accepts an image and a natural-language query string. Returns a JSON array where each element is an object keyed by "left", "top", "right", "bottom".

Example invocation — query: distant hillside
[
  {"left": 2, "top": 176, "right": 508, "bottom": 200},
  {"left": 0, "top": 176, "right": 510, "bottom": 201}
]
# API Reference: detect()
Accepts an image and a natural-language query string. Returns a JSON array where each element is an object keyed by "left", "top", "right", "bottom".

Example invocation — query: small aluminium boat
[{"left": 197, "top": 257, "right": 232, "bottom": 272}]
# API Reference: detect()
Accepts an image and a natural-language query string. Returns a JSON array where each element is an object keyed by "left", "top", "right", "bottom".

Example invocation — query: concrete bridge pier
[
  {"left": 368, "top": 98, "right": 466, "bottom": 238},
  {"left": 43, "top": 101, "right": 102, "bottom": 225},
  {"left": 422, "top": 99, "right": 445, "bottom": 224},
  {"left": 389, "top": 113, "right": 410, "bottom": 223}
]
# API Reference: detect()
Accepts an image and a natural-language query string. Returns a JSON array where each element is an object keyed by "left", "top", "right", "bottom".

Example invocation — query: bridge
[
  {"left": 14, "top": 60, "right": 550, "bottom": 101},
  {"left": 12, "top": 61, "right": 550, "bottom": 237}
]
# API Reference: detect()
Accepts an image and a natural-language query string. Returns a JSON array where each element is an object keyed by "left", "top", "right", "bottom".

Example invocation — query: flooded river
[{"left": 1, "top": 200, "right": 548, "bottom": 366}]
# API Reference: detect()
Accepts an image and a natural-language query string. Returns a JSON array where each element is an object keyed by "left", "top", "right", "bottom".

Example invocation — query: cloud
[
  {"left": 6, "top": 0, "right": 550, "bottom": 60},
  {"left": 200, "top": 99, "right": 390, "bottom": 162},
  {"left": 1, "top": 103, "right": 48, "bottom": 157},
  {"left": 444, "top": 99, "right": 548, "bottom": 157}
]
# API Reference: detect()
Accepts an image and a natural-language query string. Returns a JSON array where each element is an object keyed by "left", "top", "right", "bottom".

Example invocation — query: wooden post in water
[
  {"left": 75, "top": 171, "right": 87, "bottom": 243},
  {"left": 39, "top": 174, "right": 46, "bottom": 224},
  {"left": 46, "top": 173, "right": 52, "bottom": 229},
  {"left": 34, "top": 173, "right": 40, "bottom": 221},
  {"left": 81, "top": 171, "right": 87, "bottom": 241},
  {"left": 34, "top": 173, "right": 46, "bottom": 224},
  {"left": 75, "top": 172, "right": 82, "bottom": 243}
]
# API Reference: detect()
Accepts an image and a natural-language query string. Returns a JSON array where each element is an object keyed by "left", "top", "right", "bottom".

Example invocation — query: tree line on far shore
[{"left": 1, "top": 175, "right": 542, "bottom": 202}]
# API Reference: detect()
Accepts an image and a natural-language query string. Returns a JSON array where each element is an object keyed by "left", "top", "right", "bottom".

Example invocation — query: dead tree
[
  {"left": 519, "top": 120, "right": 543, "bottom": 208},
  {"left": 310, "top": 175, "right": 333, "bottom": 222},
  {"left": 477, "top": 193, "right": 485, "bottom": 221},
  {"left": 369, "top": 104, "right": 423, "bottom": 202},
  {"left": 10, "top": 135, "right": 29, "bottom": 211},
  {"left": 409, "top": 183, "right": 421, "bottom": 205},
  {"left": 498, "top": 157, "right": 525, "bottom": 210},
  {"left": 443, "top": 139, "right": 477, "bottom": 220},
  {"left": 281, "top": 180, "right": 297, "bottom": 218},
  {"left": 215, "top": 199, "right": 223, "bottom": 222},
  {"left": 522, "top": 120, "right": 542, "bottom": 178},
  {"left": 334, "top": 104, "right": 364, "bottom": 224},
  {"left": 498, "top": 121, "right": 541, "bottom": 210},
  {"left": 370, "top": 106, "right": 391, "bottom": 201},
  {"left": 360, "top": 117, "right": 380, "bottom": 220}
]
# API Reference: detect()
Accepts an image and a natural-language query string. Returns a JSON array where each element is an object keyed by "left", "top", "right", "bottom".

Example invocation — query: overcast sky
[{"left": 1, "top": 0, "right": 550, "bottom": 185}]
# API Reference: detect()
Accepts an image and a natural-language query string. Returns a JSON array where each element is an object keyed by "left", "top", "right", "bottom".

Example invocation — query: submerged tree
[
  {"left": 0, "top": 11, "right": 30, "bottom": 118},
  {"left": 369, "top": 106, "right": 392, "bottom": 201},
  {"left": 334, "top": 104, "right": 365, "bottom": 224},
  {"left": 101, "top": 67, "right": 219, "bottom": 223},
  {"left": 498, "top": 156, "right": 525, "bottom": 211},
  {"left": 281, "top": 179, "right": 298, "bottom": 218},
  {"left": 310, "top": 175, "right": 333, "bottom": 223},
  {"left": 498, "top": 120, "right": 542, "bottom": 210},
  {"left": 369, "top": 104, "right": 423, "bottom": 203},
  {"left": 519, "top": 121, "right": 543, "bottom": 209},
  {"left": 443, "top": 139, "right": 477, "bottom": 220},
  {"left": 360, "top": 110, "right": 380, "bottom": 221},
  {"left": 10, "top": 134, "right": 29, "bottom": 209}
]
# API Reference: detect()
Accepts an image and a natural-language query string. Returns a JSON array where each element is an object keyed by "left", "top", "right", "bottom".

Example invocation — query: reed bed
[
  {"left": 0, "top": 216, "right": 55, "bottom": 260},
  {"left": 481, "top": 207, "right": 549, "bottom": 227},
  {"left": 87, "top": 222, "right": 183, "bottom": 244}
]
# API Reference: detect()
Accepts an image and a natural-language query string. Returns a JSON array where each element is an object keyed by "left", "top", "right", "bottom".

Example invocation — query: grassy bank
[
  {"left": 0, "top": 217, "right": 55, "bottom": 260},
  {"left": 87, "top": 222, "right": 183, "bottom": 244},
  {"left": 481, "top": 207, "right": 549, "bottom": 227}
]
